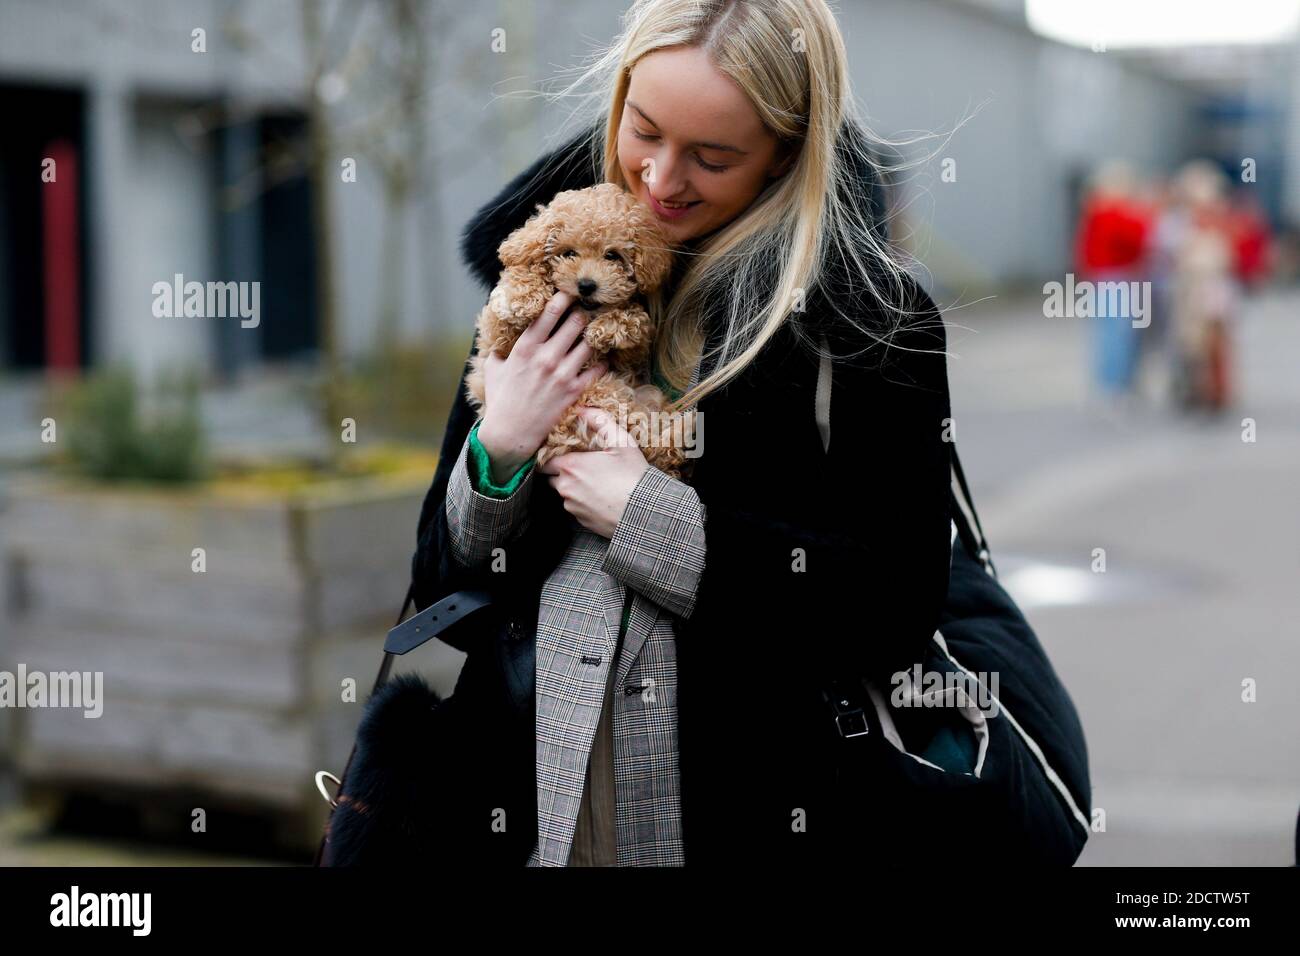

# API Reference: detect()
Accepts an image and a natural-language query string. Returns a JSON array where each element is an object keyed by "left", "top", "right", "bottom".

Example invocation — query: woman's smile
[{"left": 646, "top": 191, "right": 703, "bottom": 220}]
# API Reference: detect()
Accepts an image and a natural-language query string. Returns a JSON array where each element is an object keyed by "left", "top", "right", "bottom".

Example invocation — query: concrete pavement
[{"left": 946, "top": 285, "right": 1300, "bottom": 865}]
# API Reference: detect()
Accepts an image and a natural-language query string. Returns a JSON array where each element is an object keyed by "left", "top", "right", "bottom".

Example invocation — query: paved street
[{"left": 946, "top": 285, "right": 1300, "bottom": 865}]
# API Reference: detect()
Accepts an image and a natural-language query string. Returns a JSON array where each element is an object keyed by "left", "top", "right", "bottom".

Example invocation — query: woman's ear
[{"left": 769, "top": 141, "right": 799, "bottom": 180}]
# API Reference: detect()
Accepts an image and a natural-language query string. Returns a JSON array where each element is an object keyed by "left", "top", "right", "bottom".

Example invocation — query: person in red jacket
[
  {"left": 1227, "top": 195, "right": 1273, "bottom": 289},
  {"left": 1073, "top": 161, "right": 1152, "bottom": 401}
]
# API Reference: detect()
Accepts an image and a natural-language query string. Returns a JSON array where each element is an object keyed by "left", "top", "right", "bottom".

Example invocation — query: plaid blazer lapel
[
  {"left": 598, "top": 574, "right": 627, "bottom": 660},
  {"left": 613, "top": 596, "right": 656, "bottom": 692},
  {"left": 531, "top": 530, "right": 621, "bottom": 866}
]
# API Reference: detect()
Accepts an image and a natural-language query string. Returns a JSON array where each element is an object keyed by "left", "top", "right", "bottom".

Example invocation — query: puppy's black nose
[{"left": 577, "top": 278, "right": 598, "bottom": 297}]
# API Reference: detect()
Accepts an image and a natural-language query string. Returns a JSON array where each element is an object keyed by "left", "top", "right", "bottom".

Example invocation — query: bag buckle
[{"left": 823, "top": 681, "right": 870, "bottom": 738}]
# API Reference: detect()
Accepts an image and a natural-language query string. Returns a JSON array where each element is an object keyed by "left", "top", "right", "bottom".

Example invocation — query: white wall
[
  {"left": 835, "top": 0, "right": 1197, "bottom": 289},
  {"left": 121, "top": 103, "right": 216, "bottom": 384}
]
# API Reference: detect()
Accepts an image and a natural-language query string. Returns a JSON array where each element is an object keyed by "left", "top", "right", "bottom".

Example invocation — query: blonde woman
[{"left": 412, "top": 0, "right": 952, "bottom": 867}]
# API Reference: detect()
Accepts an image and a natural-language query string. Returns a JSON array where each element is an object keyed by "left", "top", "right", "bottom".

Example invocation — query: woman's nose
[{"left": 644, "top": 150, "right": 687, "bottom": 196}]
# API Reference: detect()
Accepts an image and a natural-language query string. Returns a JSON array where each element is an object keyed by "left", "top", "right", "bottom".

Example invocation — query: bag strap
[
  {"left": 372, "top": 583, "right": 415, "bottom": 692},
  {"left": 313, "top": 582, "right": 494, "bottom": 865},
  {"left": 813, "top": 336, "right": 994, "bottom": 578},
  {"left": 950, "top": 447, "right": 995, "bottom": 578}
]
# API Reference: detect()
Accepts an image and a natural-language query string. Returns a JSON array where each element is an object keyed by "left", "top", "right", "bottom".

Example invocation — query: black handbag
[
  {"left": 803, "top": 333, "right": 1091, "bottom": 864},
  {"left": 816, "top": 449, "right": 1094, "bottom": 864}
]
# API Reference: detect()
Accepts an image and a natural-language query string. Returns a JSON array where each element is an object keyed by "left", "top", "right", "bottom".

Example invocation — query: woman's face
[{"left": 617, "top": 45, "right": 795, "bottom": 246}]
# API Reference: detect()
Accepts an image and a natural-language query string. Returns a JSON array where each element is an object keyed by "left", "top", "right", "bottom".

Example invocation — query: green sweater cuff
[
  {"left": 467, "top": 420, "right": 535, "bottom": 498},
  {"left": 651, "top": 365, "right": 683, "bottom": 403}
]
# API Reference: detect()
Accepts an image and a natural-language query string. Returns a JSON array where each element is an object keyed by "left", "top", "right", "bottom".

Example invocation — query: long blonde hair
[{"left": 547, "top": 0, "right": 924, "bottom": 412}]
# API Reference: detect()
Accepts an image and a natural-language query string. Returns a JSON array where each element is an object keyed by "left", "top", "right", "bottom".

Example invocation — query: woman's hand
[
  {"left": 539, "top": 406, "right": 649, "bottom": 539},
  {"left": 476, "top": 291, "right": 609, "bottom": 485}
]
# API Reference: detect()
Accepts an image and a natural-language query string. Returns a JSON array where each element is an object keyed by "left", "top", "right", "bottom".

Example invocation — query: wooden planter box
[{"left": 0, "top": 469, "right": 463, "bottom": 850}]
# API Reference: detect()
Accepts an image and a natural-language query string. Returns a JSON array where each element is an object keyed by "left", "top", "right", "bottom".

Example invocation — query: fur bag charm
[
  {"left": 464, "top": 182, "right": 697, "bottom": 478},
  {"left": 317, "top": 673, "right": 450, "bottom": 866},
  {"left": 315, "top": 588, "right": 537, "bottom": 868}
]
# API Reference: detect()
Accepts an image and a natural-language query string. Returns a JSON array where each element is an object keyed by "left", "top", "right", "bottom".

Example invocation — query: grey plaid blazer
[{"left": 443, "top": 364, "right": 705, "bottom": 867}]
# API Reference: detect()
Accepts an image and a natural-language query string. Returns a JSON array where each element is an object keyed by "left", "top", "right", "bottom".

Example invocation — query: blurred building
[
  {"left": 0, "top": 2, "right": 313, "bottom": 382},
  {"left": 0, "top": 0, "right": 1296, "bottom": 384}
]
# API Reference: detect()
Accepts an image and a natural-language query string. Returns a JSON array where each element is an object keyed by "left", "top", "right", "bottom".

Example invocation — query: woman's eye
[{"left": 632, "top": 126, "right": 727, "bottom": 173}]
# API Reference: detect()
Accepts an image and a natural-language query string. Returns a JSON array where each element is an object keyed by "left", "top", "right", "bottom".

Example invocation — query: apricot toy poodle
[{"left": 465, "top": 182, "right": 697, "bottom": 479}]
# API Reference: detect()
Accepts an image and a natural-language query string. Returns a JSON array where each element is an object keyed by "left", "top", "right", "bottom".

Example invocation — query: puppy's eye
[
  {"left": 558, "top": 248, "right": 578, "bottom": 259},
  {"left": 604, "top": 250, "right": 624, "bottom": 263}
]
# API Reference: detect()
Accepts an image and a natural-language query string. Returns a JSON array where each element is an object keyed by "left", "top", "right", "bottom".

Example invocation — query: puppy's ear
[
  {"left": 630, "top": 237, "right": 674, "bottom": 293},
  {"left": 538, "top": 205, "right": 567, "bottom": 258},
  {"left": 497, "top": 202, "right": 565, "bottom": 267},
  {"left": 624, "top": 200, "right": 674, "bottom": 292},
  {"left": 496, "top": 225, "right": 533, "bottom": 268}
]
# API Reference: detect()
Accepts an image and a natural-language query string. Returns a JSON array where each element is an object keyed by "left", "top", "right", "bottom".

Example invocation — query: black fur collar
[{"left": 459, "top": 123, "right": 605, "bottom": 293}]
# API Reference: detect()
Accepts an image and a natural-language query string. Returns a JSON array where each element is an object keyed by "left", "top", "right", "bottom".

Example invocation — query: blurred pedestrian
[
  {"left": 1226, "top": 191, "right": 1273, "bottom": 291},
  {"left": 1074, "top": 161, "right": 1151, "bottom": 405},
  {"left": 1170, "top": 161, "right": 1237, "bottom": 413},
  {"left": 1146, "top": 176, "right": 1187, "bottom": 405}
]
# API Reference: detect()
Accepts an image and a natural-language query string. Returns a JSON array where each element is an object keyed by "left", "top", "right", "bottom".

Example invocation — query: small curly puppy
[{"left": 465, "top": 182, "right": 696, "bottom": 478}]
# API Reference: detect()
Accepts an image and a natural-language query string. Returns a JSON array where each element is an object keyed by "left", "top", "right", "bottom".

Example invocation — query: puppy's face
[
  {"left": 529, "top": 185, "right": 673, "bottom": 310},
  {"left": 548, "top": 228, "right": 641, "bottom": 312}
]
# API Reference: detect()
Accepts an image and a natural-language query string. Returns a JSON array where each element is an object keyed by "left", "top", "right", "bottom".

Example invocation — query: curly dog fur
[{"left": 464, "top": 182, "right": 696, "bottom": 478}]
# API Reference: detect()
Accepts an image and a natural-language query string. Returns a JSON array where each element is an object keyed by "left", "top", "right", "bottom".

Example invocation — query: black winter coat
[{"left": 411, "top": 120, "right": 954, "bottom": 867}]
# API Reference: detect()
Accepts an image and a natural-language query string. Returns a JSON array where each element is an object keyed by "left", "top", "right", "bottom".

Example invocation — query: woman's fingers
[
  {"left": 556, "top": 335, "right": 595, "bottom": 378},
  {"left": 479, "top": 349, "right": 501, "bottom": 394},
  {"left": 520, "top": 290, "right": 575, "bottom": 347},
  {"left": 563, "top": 358, "right": 609, "bottom": 408},
  {"left": 540, "top": 308, "right": 592, "bottom": 366},
  {"left": 577, "top": 358, "right": 610, "bottom": 388}
]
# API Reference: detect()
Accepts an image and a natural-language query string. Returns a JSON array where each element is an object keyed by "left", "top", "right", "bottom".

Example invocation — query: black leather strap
[
  {"left": 950, "top": 446, "right": 996, "bottom": 578},
  {"left": 383, "top": 588, "right": 494, "bottom": 656},
  {"left": 822, "top": 679, "right": 871, "bottom": 738}
]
